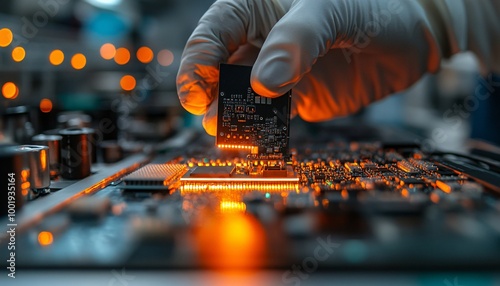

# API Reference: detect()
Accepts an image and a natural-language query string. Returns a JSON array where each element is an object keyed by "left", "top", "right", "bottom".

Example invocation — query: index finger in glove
[{"left": 177, "top": 0, "right": 288, "bottom": 116}]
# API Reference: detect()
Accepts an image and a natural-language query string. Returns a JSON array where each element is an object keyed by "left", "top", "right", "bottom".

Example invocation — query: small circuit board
[{"left": 216, "top": 64, "right": 292, "bottom": 158}]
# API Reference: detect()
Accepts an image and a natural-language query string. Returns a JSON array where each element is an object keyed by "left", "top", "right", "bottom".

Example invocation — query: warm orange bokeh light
[
  {"left": 120, "top": 75, "right": 136, "bottom": 91},
  {"left": 114, "top": 47, "right": 130, "bottom": 65},
  {"left": 12, "top": 46, "right": 25, "bottom": 62},
  {"left": 157, "top": 49, "right": 174, "bottom": 66},
  {"left": 38, "top": 231, "right": 54, "bottom": 246},
  {"left": 0, "top": 28, "right": 13, "bottom": 47},
  {"left": 40, "top": 98, "right": 53, "bottom": 113},
  {"left": 100, "top": 43, "right": 116, "bottom": 60},
  {"left": 71, "top": 53, "right": 86, "bottom": 70},
  {"left": 49, "top": 49, "right": 64, "bottom": 65},
  {"left": 2, "top": 82, "right": 19, "bottom": 99},
  {"left": 196, "top": 213, "right": 266, "bottom": 268},
  {"left": 137, "top": 46, "right": 154, "bottom": 64}
]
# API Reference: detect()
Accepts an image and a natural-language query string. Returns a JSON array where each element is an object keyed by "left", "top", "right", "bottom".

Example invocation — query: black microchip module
[{"left": 216, "top": 64, "right": 292, "bottom": 156}]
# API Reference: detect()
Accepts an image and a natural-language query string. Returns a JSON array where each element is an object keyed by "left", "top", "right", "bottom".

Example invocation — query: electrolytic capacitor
[
  {"left": 59, "top": 128, "right": 91, "bottom": 180},
  {"left": 18, "top": 145, "right": 51, "bottom": 192},
  {"left": 0, "top": 146, "right": 31, "bottom": 215},
  {"left": 32, "top": 134, "right": 62, "bottom": 178}
]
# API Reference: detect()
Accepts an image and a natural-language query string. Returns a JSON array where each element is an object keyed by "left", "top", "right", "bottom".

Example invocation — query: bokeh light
[
  {"left": 114, "top": 47, "right": 130, "bottom": 65},
  {"left": 49, "top": 49, "right": 65, "bottom": 65},
  {"left": 71, "top": 53, "right": 86, "bottom": 70},
  {"left": 38, "top": 231, "right": 54, "bottom": 246},
  {"left": 40, "top": 98, "right": 53, "bottom": 113},
  {"left": 196, "top": 213, "right": 266, "bottom": 269},
  {"left": 136, "top": 46, "right": 154, "bottom": 64},
  {"left": 2, "top": 82, "right": 19, "bottom": 99},
  {"left": 0, "top": 28, "right": 13, "bottom": 47},
  {"left": 12, "top": 46, "right": 25, "bottom": 62},
  {"left": 100, "top": 43, "right": 116, "bottom": 60},
  {"left": 157, "top": 49, "right": 174, "bottom": 66},
  {"left": 120, "top": 75, "right": 136, "bottom": 91}
]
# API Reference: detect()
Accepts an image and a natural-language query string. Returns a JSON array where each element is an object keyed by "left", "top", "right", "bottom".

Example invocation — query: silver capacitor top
[
  {"left": 18, "top": 145, "right": 51, "bottom": 191},
  {"left": 32, "top": 134, "right": 62, "bottom": 178}
]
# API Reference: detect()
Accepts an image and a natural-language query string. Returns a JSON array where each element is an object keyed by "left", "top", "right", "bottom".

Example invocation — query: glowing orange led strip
[{"left": 217, "top": 144, "right": 256, "bottom": 150}]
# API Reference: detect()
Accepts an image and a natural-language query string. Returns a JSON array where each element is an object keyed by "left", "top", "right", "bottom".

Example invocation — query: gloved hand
[{"left": 177, "top": 0, "right": 500, "bottom": 136}]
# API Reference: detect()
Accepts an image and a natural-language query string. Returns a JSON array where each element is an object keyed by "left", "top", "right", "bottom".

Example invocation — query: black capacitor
[
  {"left": 81, "top": 127, "right": 97, "bottom": 164},
  {"left": 100, "top": 140, "right": 123, "bottom": 163},
  {"left": 0, "top": 146, "right": 30, "bottom": 216},
  {"left": 59, "top": 128, "right": 91, "bottom": 180}
]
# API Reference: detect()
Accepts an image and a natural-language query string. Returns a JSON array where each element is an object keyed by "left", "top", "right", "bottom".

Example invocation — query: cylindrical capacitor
[
  {"left": 59, "top": 128, "right": 91, "bottom": 180},
  {"left": 0, "top": 146, "right": 31, "bottom": 215},
  {"left": 18, "top": 145, "right": 51, "bottom": 191},
  {"left": 81, "top": 127, "right": 97, "bottom": 164},
  {"left": 100, "top": 140, "right": 123, "bottom": 163},
  {"left": 32, "top": 134, "right": 62, "bottom": 178},
  {"left": 3, "top": 106, "right": 35, "bottom": 144}
]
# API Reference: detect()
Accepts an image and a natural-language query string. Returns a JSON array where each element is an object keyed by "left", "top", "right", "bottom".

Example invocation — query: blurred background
[{"left": 0, "top": 0, "right": 495, "bottom": 152}]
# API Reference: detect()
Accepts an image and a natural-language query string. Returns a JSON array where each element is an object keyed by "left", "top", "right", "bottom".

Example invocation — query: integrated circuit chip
[{"left": 216, "top": 64, "right": 292, "bottom": 157}]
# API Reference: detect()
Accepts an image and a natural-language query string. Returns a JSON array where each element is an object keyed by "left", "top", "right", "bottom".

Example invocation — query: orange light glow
[
  {"left": 100, "top": 43, "right": 116, "bottom": 60},
  {"left": 2, "top": 82, "right": 19, "bottom": 99},
  {"left": 137, "top": 46, "right": 154, "bottom": 64},
  {"left": 430, "top": 192, "right": 440, "bottom": 204},
  {"left": 21, "top": 181, "right": 31, "bottom": 190},
  {"left": 40, "top": 98, "right": 53, "bottom": 113},
  {"left": 114, "top": 47, "right": 130, "bottom": 65},
  {"left": 38, "top": 231, "right": 54, "bottom": 246},
  {"left": 341, "top": 189, "right": 349, "bottom": 200},
  {"left": 120, "top": 75, "right": 136, "bottom": 91},
  {"left": 196, "top": 214, "right": 265, "bottom": 269},
  {"left": 220, "top": 201, "right": 246, "bottom": 214},
  {"left": 71, "top": 53, "right": 86, "bottom": 70},
  {"left": 21, "top": 169, "right": 29, "bottom": 181},
  {"left": 401, "top": 189, "right": 409, "bottom": 198},
  {"left": 0, "top": 28, "right": 13, "bottom": 47},
  {"left": 436, "top": 180, "right": 452, "bottom": 194},
  {"left": 40, "top": 149, "right": 47, "bottom": 170},
  {"left": 157, "top": 49, "right": 174, "bottom": 66},
  {"left": 49, "top": 49, "right": 64, "bottom": 65},
  {"left": 181, "top": 182, "right": 298, "bottom": 193},
  {"left": 11, "top": 46, "right": 25, "bottom": 62},
  {"left": 217, "top": 144, "right": 256, "bottom": 150}
]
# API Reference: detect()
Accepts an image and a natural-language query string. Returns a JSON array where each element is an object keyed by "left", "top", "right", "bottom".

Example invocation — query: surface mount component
[
  {"left": 216, "top": 64, "right": 292, "bottom": 157},
  {"left": 122, "top": 164, "right": 187, "bottom": 191},
  {"left": 180, "top": 165, "right": 299, "bottom": 192}
]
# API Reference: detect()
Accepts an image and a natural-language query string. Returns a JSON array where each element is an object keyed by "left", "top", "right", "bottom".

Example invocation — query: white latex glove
[{"left": 177, "top": 0, "right": 500, "bottom": 136}]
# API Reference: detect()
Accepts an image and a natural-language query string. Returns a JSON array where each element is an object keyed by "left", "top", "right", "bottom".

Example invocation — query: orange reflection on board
[{"left": 196, "top": 213, "right": 266, "bottom": 269}]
